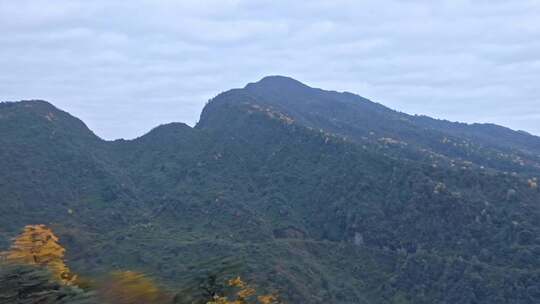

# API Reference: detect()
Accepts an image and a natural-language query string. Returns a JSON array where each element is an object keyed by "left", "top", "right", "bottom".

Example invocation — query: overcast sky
[{"left": 1, "top": 0, "right": 539, "bottom": 139}]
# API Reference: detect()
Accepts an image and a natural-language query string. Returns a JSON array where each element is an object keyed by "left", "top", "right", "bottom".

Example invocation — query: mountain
[
  {"left": 0, "top": 101, "right": 141, "bottom": 236},
  {"left": 1, "top": 78, "right": 540, "bottom": 303},
  {"left": 202, "top": 76, "right": 540, "bottom": 175}
]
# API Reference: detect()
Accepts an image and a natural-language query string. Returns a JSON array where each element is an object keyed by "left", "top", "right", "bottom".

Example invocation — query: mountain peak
[
  {"left": 1, "top": 99, "right": 56, "bottom": 110},
  {"left": 0, "top": 99, "right": 99, "bottom": 141},
  {"left": 245, "top": 75, "right": 310, "bottom": 91}
]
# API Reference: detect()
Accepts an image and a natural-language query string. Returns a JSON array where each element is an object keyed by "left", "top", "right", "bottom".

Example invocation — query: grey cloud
[{"left": 1, "top": 0, "right": 539, "bottom": 139}]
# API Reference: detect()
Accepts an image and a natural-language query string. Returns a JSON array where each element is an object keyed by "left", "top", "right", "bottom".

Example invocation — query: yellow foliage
[
  {"left": 1, "top": 226, "right": 281, "bottom": 304},
  {"left": 237, "top": 286, "right": 256, "bottom": 299},
  {"left": 207, "top": 277, "right": 280, "bottom": 304},
  {"left": 99, "top": 271, "right": 171, "bottom": 304},
  {"left": 3, "top": 224, "right": 76, "bottom": 285},
  {"left": 229, "top": 276, "right": 246, "bottom": 288},
  {"left": 257, "top": 295, "right": 279, "bottom": 304},
  {"left": 208, "top": 296, "right": 231, "bottom": 304}
]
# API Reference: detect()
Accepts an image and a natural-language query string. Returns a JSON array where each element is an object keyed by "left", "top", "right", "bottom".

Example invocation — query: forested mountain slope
[
  {"left": 1, "top": 77, "right": 540, "bottom": 303},
  {"left": 205, "top": 76, "right": 540, "bottom": 176}
]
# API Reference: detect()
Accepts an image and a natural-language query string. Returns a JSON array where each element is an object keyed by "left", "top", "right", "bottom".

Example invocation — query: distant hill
[{"left": 1, "top": 77, "right": 540, "bottom": 303}]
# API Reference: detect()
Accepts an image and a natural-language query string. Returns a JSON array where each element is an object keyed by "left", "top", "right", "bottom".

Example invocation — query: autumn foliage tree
[
  {"left": 207, "top": 277, "right": 280, "bottom": 304},
  {"left": 2, "top": 224, "right": 76, "bottom": 285},
  {"left": 98, "top": 271, "right": 172, "bottom": 304},
  {"left": 1, "top": 226, "right": 283, "bottom": 304}
]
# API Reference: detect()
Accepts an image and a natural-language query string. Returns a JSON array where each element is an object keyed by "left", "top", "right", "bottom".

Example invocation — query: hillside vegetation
[{"left": 1, "top": 76, "right": 540, "bottom": 303}]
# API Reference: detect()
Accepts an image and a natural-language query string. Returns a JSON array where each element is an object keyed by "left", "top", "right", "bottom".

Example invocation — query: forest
[{"left": 1, "top": 76, "right": 540, "bottom": 303}]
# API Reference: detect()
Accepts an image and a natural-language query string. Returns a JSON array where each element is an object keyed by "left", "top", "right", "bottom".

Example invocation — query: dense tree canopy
[{"left": 2, "top": 77, "right": 540, "bottom": 303}]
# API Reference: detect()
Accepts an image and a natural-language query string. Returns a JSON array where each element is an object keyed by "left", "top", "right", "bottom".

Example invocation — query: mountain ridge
[
  {"left": 4, "top": 77, "right": 539, "bottom": 146},
  {"left": 1, "top": 77, "right": 540, "bottom": 303}
]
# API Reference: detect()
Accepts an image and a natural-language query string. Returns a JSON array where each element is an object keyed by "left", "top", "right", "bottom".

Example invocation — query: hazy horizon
[{"left": 2, "top": 1, "right": 539, "bottom": 139}]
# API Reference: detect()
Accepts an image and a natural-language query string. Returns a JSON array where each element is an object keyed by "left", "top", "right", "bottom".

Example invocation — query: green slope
[{"left": 1, "top": 78, "right": 540, "bottom": 303}]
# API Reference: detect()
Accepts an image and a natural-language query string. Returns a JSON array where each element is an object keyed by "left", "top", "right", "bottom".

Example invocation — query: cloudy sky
[{"left": 1, "top": 0, "right": 539, "bottom": 139}]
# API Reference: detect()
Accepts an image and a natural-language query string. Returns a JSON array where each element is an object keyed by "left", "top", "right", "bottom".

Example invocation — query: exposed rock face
[{"left": 354, "top": 232, "right": 364, "bottom": 246}]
